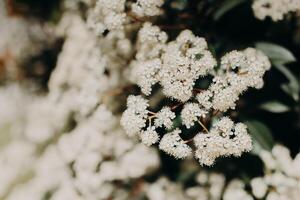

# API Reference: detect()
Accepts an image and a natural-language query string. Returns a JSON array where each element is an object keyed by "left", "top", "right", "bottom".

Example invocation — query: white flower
[
  {"left": 210, "top": 48, "right": 271, "bottom": 112},
  {"left": 140, "top": 126, "right": 160, "bottom": 146},
  {"left": 121, "top": 95, "right": 149, "bottom": 136},
  {"left": 194, "top": 133, "right": 223, "bottom": 166},
  {"left": 194, "top": 120, "right": 252, "bottom": 166},
  {"left": 127, "top": 95, "right": 149, "bottom": 115},
  {"left": 259, "top": 150, "right": 277, "bottom": 170},
  {"left": 154, "top": 107, "right": 176, "bottom": 129},
  {"left": 232, "top": 123, "right": 252, "bottom": 155},
  {"left": 214, "top": 116, "right": 234, "bottom": 135},
  {"left": 212, "top": 85, "right": 239, "bottom": 111},
  {"left": 116, "top": 38, "right": 132, "bottom": 58},
  {"left": 104, "top": 12, "right": 126, "bottom": 31},
  {"left": 138, "top": 22, "right": 168, "bottom": 44},
  {"left": 266, "top": 191, "right": 282, "bottom": 200},
  {"left": 121, "top": 109, "right": 147, "bottom": 136},
  {"left": 159, "top": 30, "right": 216, "bottom": 102},
  {"left": 119, "top": 144, "right": 160, "bottom": 178},
  {"left": 221, "top": 50, "right": 246, "bottom": 70},
  {"left": 181, "top": 103, "right": 207, "bottom": 128},
  {"left": 134, "top": 22, "right": 168, "bottom": 61},
  {"left": 196, "top": 90, "right": 213, "bottom": 110},
  {"left": 132, "top": 0, "right": 164, "bottom": 17},
  {"left": 252, "top": 0, "right": 300, "bottom": 21},
  {"left": 224, "top": 180, "right": 253, "bottom": 200},
  {"left": 251, "top": 177, "right": 268, "bottom": 199},
  {"left": 132, "top": 58, "right": 162, "bottom": 95},
  {"left": 159, "top": 129, "right": 192, "bottom": 159},
  {"left": 87, "top": 0, "right": 126, "bottom": 34}
]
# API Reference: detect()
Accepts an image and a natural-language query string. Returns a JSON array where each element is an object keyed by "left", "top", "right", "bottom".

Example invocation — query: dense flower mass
[
  {"left": 122, "top": 23, "right": 271, "bottom": 165},
  {"left": 250, "top": 145, "right": 300, "bottom": 200},
  {"left": 252, "top": 0, "right": 300, "bottom": 21}
]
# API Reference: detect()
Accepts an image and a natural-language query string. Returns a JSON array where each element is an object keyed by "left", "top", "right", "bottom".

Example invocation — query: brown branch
[
  {"left": 238, "top": 71, "right": 248, "bottom": 76},
  {"left": 127, "top": 11, "right": 147, "bottom": 23},
  {"left": 170, "top": 102, "right": 184, "bottom": 111},
  {"left": 193, "top": 88, "right": 205, "bottom": 94},
  {"left": 184, "top": 137, "right": 194, "bottom": 144}
]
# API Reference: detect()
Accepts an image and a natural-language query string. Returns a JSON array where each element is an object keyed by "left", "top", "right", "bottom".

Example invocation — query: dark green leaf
[
  {"left": 274, "top": 63, "right": 300, "bottom": 101},
  {"left": 281, "top": 84, "right": 299, "bottom": 101},
  {"left": 259, "top": 101, "right": 290, "bottom": 113},
  {"left": 214, "top": 0, "right": 246, "bottom": 21},
  {"left": 245, "top": 120, "right": 274, "bottom": 153},
  {"left": 255, "top": 42, "right": 296, "bottom": 65}
]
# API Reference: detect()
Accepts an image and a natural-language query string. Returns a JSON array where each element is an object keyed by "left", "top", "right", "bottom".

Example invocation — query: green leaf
[
  {"left": 255, "top": 42, "right": 296, "bottom": 65},
  {"left": 255, "top": 42, "right": 300, "bottom": 101},
  {"left": 245, "top": 120, "right": 274, "bottom": 153},
  {"left": 259, "top": 101, "right": 290, "bottom": 113},
  {"left": 281, "top": 83, "right": 299, "bottom": 101},
  {"left": 275, "top": 63, "right": 300, "bottom": 101},
  {"left": 254, "top": 42, "right": 299, "bottom": 101},
  {"left": 214, "top": 0, "right": 246, "bottom": 21}
]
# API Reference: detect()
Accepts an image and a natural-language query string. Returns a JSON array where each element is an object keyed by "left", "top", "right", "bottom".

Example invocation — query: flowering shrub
[
  {"left": 121, "top": 24, "right": 271, "bottom": 165},
  {"left": 0, "top": 0, "right": 299, "bottom": 199}
]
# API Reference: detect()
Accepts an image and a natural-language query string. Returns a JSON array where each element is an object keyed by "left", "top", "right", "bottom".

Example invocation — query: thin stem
[
  {"left": 170, "top": 102, "right": 184, "bottom": 111},
  {"left": 148, "top": 117, "right": 152, "bottom": 126},
  {"left": 147, "top": 115, "right": 156, "bottom": 126},
  {"left": 238, "top": 71, "right": 248, "bottom": 75},
  {"left": 198, "top": 120, "right": 209, "bottom": 133},
  {"left": 127, "top": 11, "right": 146, "bottom": 22},
  {"left": 212, "top": 110, "right": 220, "bottom": 116},
  {"left": 184, "top": 138, "right": 194, "bottom": 144},
  {"left": 148, "top": 111, "right": 156, "bottom": 115}
]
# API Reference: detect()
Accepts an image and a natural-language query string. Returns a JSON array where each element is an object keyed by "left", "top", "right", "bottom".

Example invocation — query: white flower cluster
[
  {"left": 252, "top": 0, "right": 300, "bottom": 21},
  {"left": 181, "top": 103, "right": 207, "bottom": 128},
  {"left": 145, "top": 170, "right": 253, "bottom": 200},
  {"left": 121, "top": 94, "right": 253, "bottom": 165},
  {"left": 130, "top": 23, "right": 270, "bottom": 106},
  {"left": 212, "top": 48, "right": 271, "bottom": 111},
  {"left": 223, "top": 179, "right": 253, "bottom": 200},
  {"left": 121, "top": 95, "right": 149, "bottom": 136},
  {"left": 194, "top": 117, "right": 252, "bottom": 166},
  {"left": 249, "top": 145, "right": 300, "bottom": 200},
  {"left": 130, "top": 23, "right": 216, "bottom": 101},
  {"left": 186, "top": 171, "right": 226, "bottom": 200},
  {"left": 87, "top": 0, "right": 165, "bottom": 35},
  {"left": 146, "top": 177, "right": 187, "bottom": 200},
  {"left": 132, "top": 0, "right": 164, "bottom": 16},
  {"left": 87, "top": 0, "right": 127, "bottom": 34},
  {"left": 159, "top": 129, "right": 192, "bottom": 159},
  {"left": 155, "top": 107, "right": 176, "bottom": 129},
  {"left": 123, "top": 23, "right": 270, "bottom": 165}
]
